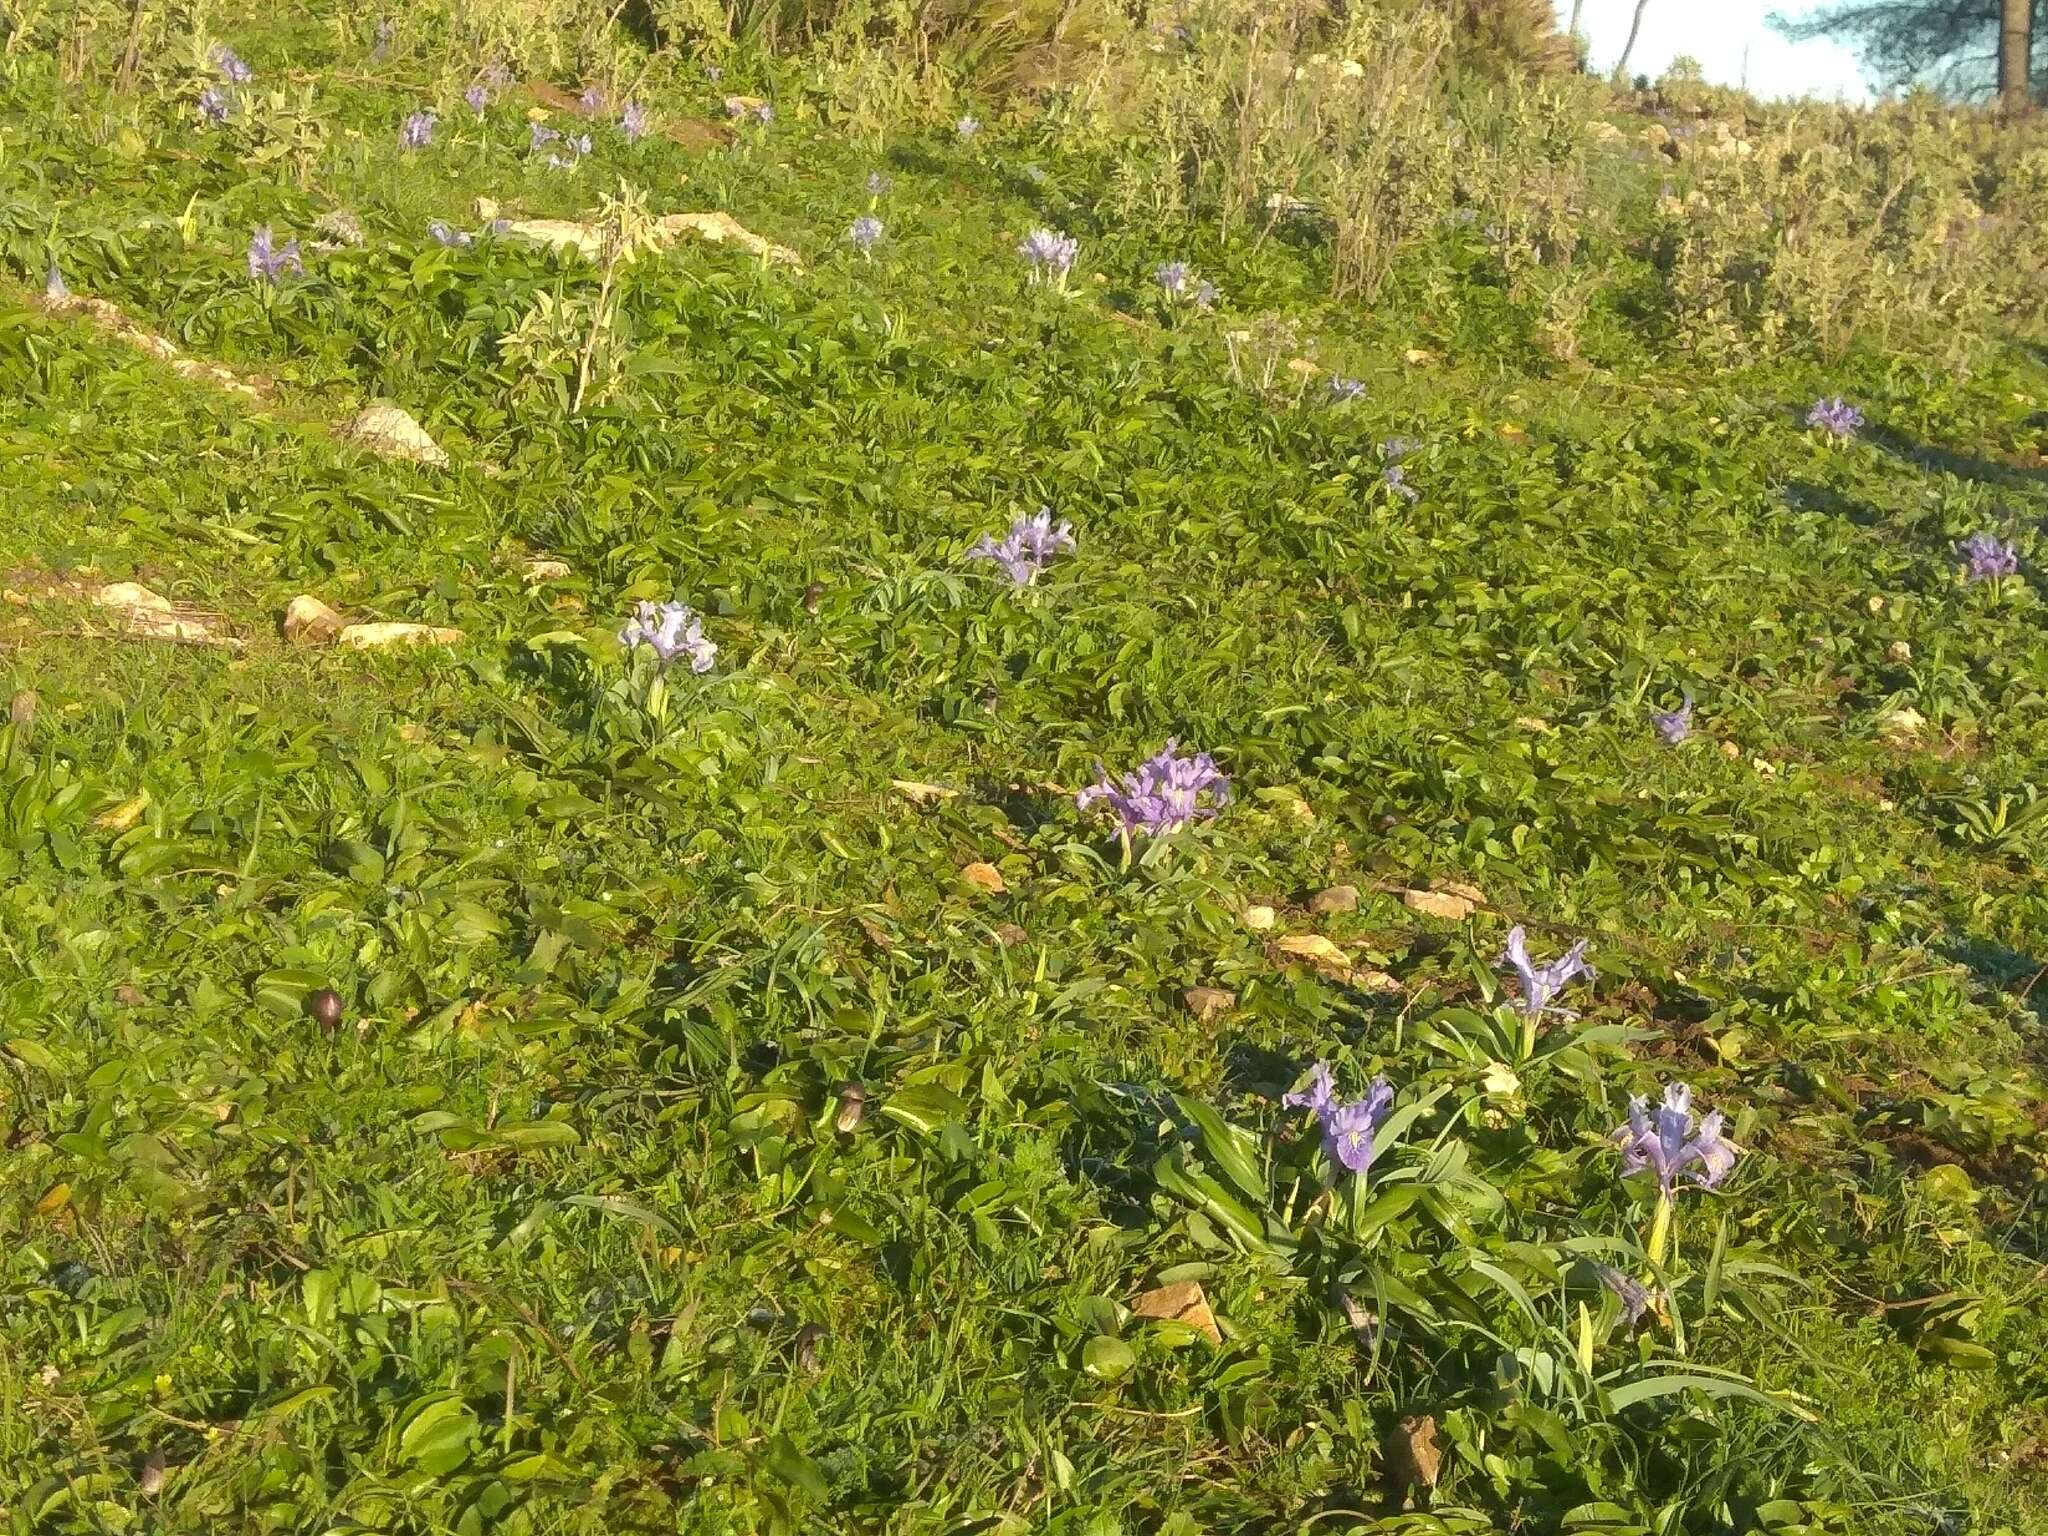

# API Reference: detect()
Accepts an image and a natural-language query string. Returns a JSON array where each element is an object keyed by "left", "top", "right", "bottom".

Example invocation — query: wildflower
[
  {"left": 400, "top": 110, "right": 436, "bottom": 150},
  {"left": 848, "top": 215, "right": 884, "bottom": 254},
  {"left": 1326, "top": 374, "right": 1366, "bottom": 403},
  {"left": 1650, "top": 692, "right": 1693, "bottom": 745},
  {"left": 578, "top": 84, "right": 605, "bottom": 114},
  {"left": 211, "top": 44, "right": 253, "bottom": 83},
  {"left": 866, "top": 170, "right": 889, "bottom": 196},
  {"left": 1076, "top": 741, "right": 1230, "bottom": 836},
  {"left": 1959, "top": 532, "right": 2017, "bottom": 582},
  {"left": 570, "top": 133, "right": 592, "bottom": 154},
  {"left": 1383, "top": 463, "right": 1419, "bottom": 503},
  {"left": 1321, "top": 1078, "right": 1395, "bottom": 1176},
  {"left": 199, "top": 87, "right": 232, "bottom": 123},
  {"left": 1806, "top": 396, "right": 1863, "bottom": 438},
  {"left": 465, "top": 83, "right": 489, "bottom": 114},
  {"left": 619, "top": 600, "right": 717, "bottom": 674},
  {"left": 1382, "top": 436, "right": 1420, "bottom": 461},
  {"left": 427, "top": 220, "right": 472, "bottom": 249},
  {"left": 1499, "top": 924, "right": 1593, "bottom": 1019},
  {"left": 246, "top": 227, "right": 303, "bottom": 283},
  {"left": 621, "top": 101, "right": 647, "bottom": 142},
  {"left": 1593, "top": 1262, "right": 1656, "bottom": 1327},
  {"left": 482, "top": 62, "right": 513, "bottom": 87},
  {"left": 1154, "top": 260, "right": 1192, "bottom": 297},
  {"left": 753, "top": 102, "right": 773, "bottom": 123},
  {"left": 371, "top": 19, "right": 394, "bottom": 59},
  {"left": 1016, "top": 227, "right": 1078, "bottom": 286},
  {"left": 1611, "top": 1081, "right": 1738, "bottom": 1195},
  {"left": 1193, "top": 279, "right": 1218, "bottom": 309},
  {"left": 530, "top": 121, "right": 561, "bottom": 152},
  {"left": 956, "top": 114, "right": 980, "bottom": 140},
  {"left": 1282, "top": 1061, "right": 1335, "bottom": 1116},
  {"left": 967, "top": 507, "right": 1075, "bottom": 586},
  {"left": 705, "top": 64, "right": 723, "bottom": 83},
  {"left": 44, "top": 261, "right": 69, "bottom": 302}
]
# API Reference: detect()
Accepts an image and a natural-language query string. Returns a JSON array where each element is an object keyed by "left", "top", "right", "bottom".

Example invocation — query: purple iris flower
[
  {"left": 571, "top": 132, "right": 593, "bottom": 154},
  {"left": 1611, "top": 1081, "right": 1738, "bottom": 1195},
  {"left": 1282, "top": 1061, "right": 1335, "bottom": 1115},
  {"left": 705, "top": 64, "right": 723, "bottom": 83},
  {"left": 621, "top": 101, "right": 648, "bottom": 142},
  {"left": 529, "top": 121, "right": 561, "bottom": 151},
  {"left": 1959, "top": 532, "right": 2018, "bottom": 582},
  {"left": 1322, "top": 1078, "right": 1395, "bottom": 1176},
  {"left": 1650, "top": 692, "right": 1693, "bottom": 745},
  {"left": 1382, "top": 437, "right": 1420, "bottom": 461},
  {"left": 848, "top": 215, "right": 884, "bottom": 254},
  {"left": 866, "top": 170, "right": 889, "bottom": 196},
  {"left": 1193, "top": 279, "right": 1218, "bottom": 309},
  {"left": 246, "top": 227, "right": 303, "bottom": 283},
  {"left": 400, "top": 110, "right": 436, "bottom": 150},
  {"left": 955, "top": 114, "right": 980, "bottom": 140},
  {"left": 1076, "top": 741, "right": 1230, "bottom": 836},
  {"left": 199, "top": 87, "right": 232, "bottom": 123},
  {"left": 1327, "top": 375, "right": 1366, "bottom": 403},
  {"left": 211, "top": 44, "right": 253, "bottom": 83},
  {"left": 1155, "top": 260, "right": 1192, "bottom": 297},
  {"left": 1017, "top": 227, "right": 1078, "bottom": 285},
  {"left": 1282, "top": 1061, "right": 1396, "bottom": 1177},
  {"left": 428, "top": 220, "right": 472, "bottom": 249},
  {"left": 967, "top": 507, "right": 1075, "bottom": 586},
  {"left": 723, "top": 95, "right": 748, "bottom": 119},
  {"left": 753, "top": 102, "right": 774, "bottom": 123},
  {"left": 578, "top": 84, "right": 605, "bottom": 113},
  {"left": 465, "top": 83, "right": 489, "bottom": 114},
  {"left": 482, "top": 62, "right": 513, "bottom": 87},
  {"left": 1594, "top": 1263, "right": 1655, "bottom": 1327},
  {"left": 619, "top": 600, "right": 717, "bottom": 673},
  {"left": 1806, "top": 396, "right": 1863, "bottom": 438},
  {"left": 1499, "top": 924, "right": 1593, "bottom": 1019},
  {"left": 1383, "top": 464, "right": 1419, "bottom": 503}
]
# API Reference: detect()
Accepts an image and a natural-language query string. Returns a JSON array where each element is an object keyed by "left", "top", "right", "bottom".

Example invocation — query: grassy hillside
[{"left": 0, "top": 7, "right": 2044, "bottom": 1533}]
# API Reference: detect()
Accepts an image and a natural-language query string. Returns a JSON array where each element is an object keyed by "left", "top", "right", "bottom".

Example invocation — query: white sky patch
[{"left": 1559, "top": 0, "right": 1873, "bottom": 102}]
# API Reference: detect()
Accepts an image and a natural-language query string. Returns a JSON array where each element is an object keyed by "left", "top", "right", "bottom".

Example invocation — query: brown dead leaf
[
  {"left": 1274, "top": 934, "right": 1350, "bottom": 967},
  {"left": 1183, "top": 986, "right": 1236, "bottom": 1023},
  {"left": 993, "top": 923, "right": 1029, "bottom": 948},
  {"left": 337, "top": 622, "right": 464, "bottom": 650},
  {"left": 960, "top": 861, "right": 1006, "bottom": 894},
  {"left": 94, "top": 792, "right": 150, "bottom": 832},
  {"left": 1402, "top": 888, "right": 1476, "bottom": 921},
  {"left": 1132, "top": 1281, "right": 1223, "bottom": 1344},
  {"left": 1385, "top": 1413, "right": 1443, "bottom": 1497},
  {"left": 890, "top": 779, "right": 959, "bottom": 806},
  {"left": 93, "top": 583, "right": 235, "bottom": 647}
]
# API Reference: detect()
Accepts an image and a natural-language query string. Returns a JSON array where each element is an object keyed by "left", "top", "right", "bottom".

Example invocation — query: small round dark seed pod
[
  {"left": 833, "top": 1081, "right": 867, "bottom": 1134},
  {"left": 305, "top": 988, "right": 345, "bottom": 1032}
]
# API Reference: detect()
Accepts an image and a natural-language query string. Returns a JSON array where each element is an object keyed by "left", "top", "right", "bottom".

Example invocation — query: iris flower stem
[{"left": 1646, "top": 1191, "right": 1674, "bottom": 1270}]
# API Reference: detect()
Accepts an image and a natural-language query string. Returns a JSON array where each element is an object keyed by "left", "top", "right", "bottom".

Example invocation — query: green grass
[{"left": 0, "top": 21, "right": 2045, "bottom": 1536}]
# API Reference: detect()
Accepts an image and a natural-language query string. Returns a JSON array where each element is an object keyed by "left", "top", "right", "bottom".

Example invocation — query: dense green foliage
[{"left": 0, "top": 11, "right": 2044, "bottom": 1534}]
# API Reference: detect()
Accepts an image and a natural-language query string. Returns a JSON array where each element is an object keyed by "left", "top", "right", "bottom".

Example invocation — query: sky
[{"left": 1561, "top": 0, "right": 1873, "bottom": 102}]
